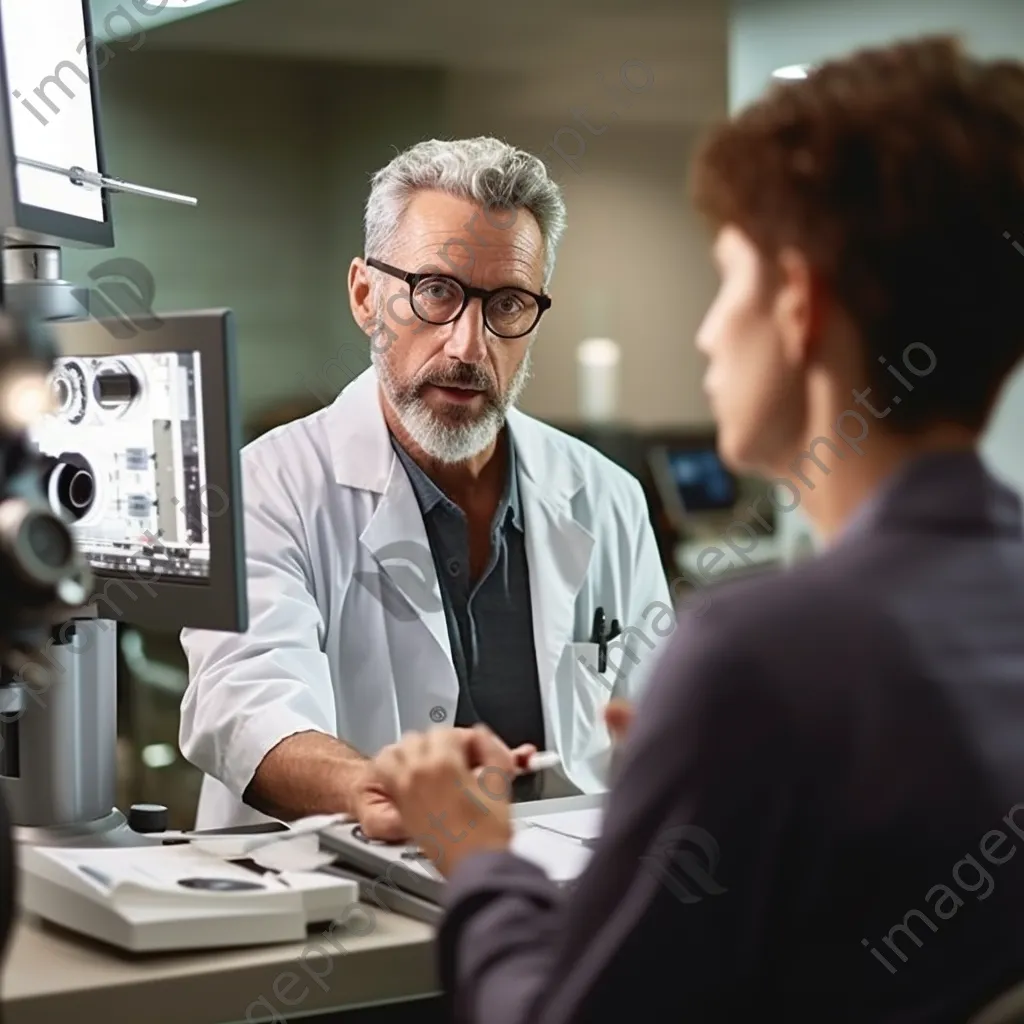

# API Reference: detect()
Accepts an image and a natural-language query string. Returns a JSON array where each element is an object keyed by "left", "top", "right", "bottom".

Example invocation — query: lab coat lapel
[
  {"left": 326, "top": 368, "right": 452, "bottom": 665},
  {"left": 358, "top": 470, "right": 453, "bottom": 664},
  {"left": 510, "top": 410, "right": 594, "bottom": 706}
]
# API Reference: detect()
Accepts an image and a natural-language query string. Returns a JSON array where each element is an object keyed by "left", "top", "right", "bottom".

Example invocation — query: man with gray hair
[{"left": 179, "top": 137, "right": 671, "bottom": 835}]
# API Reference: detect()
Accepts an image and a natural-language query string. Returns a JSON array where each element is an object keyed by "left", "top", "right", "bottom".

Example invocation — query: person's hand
[
  {"left": 353, "top": 729, "right": 533, "bottom": 842},
  {"left": 350, "top": 764, "right": 407, "bottom": 841},
  {"left": 605, "top": 699, "right": 635, "bottom": 744},
  {"left": 605, "top": 699, "right": 635, "bottom": 780},
  {"left": 375, "top": 725, "right": 515, "bottom": 877},
  {"left": 483, "top": 733, "right": 537, "bottom": 776}
]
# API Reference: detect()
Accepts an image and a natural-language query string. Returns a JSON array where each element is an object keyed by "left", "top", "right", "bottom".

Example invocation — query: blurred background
[{"left": 75, "top": 0, "right": 1024, "bottom": 826}]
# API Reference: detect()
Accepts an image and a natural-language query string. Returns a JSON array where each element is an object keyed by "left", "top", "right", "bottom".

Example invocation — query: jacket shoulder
[
  {"left": 240, "top": 407, "right": 335, "bottom": 496},
  {"left": 241, "top": 405, "right": 333, "bottom": 473}
]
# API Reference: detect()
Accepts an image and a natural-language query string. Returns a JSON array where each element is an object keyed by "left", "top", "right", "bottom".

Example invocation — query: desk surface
[
  {"left": 4, "top": 906, "right": 438, "bottom": 1024},
  {"left": 3, "top": 797, "right": 599, "bottom": 1021}
]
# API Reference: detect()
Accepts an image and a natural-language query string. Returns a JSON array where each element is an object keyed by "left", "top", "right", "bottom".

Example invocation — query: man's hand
[
  {"left": 355, "top": 728, "right": 535, "bottom": 843},
  {"left": 375, "top": 725, "right": 516, "bottom": 877},
  {"left": 350, "top": 765, "right": 407, "bottom": 841},
  {"left": 605, "top": 699, "right": 635, "bottom": 781}
]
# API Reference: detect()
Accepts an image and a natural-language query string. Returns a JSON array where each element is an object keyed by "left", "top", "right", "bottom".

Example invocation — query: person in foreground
[
  {"left": 179, "top": 136, "right": 670, "bottom": 833},
  {"left": 373, "top": 36, "right": 1024, "bottom": 1022}
]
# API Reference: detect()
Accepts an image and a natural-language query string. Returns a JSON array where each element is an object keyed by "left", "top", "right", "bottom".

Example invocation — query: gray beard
[{"left": 373, "top": 347, "right": 533, "bottom": 465}]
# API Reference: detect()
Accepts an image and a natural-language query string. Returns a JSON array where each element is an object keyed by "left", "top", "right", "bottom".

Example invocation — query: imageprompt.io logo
[
  {"left": 71, "top": 257, "right": 163, "bottom": 340},
  {"left": 352, "top": 540, "right": 443, "bottom": 623},
  {"left": 640, "top": 824, "right": 728, "bottom": 904}
]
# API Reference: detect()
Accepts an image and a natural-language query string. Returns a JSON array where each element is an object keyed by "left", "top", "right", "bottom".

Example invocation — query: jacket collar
[
  {"left": 840, "top": 449, "right": 1023, "bottom": 542},
  {"left": 323, "top": 365, "right": 585, "bottom": 508}
]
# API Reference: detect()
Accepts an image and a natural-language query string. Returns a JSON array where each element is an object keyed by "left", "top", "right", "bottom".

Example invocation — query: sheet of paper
[
  {"left": 251, "top": 835, "right": 337, "bottom": 873},
  {"left": 510, "top": 824, "right": 593, "bottom": 882},
  {"left": 519, "top": 808, "right": 604, "bottom": 841}
]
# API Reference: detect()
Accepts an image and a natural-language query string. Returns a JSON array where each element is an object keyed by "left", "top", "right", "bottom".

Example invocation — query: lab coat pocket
[{"left": 567, "top": 641, "right": 615, "bottom": 764}]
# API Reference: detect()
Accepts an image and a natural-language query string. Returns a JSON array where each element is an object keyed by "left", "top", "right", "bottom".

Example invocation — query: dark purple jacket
[{"left": 440, "top": 450, "right": 1024, "bottom": 1023}]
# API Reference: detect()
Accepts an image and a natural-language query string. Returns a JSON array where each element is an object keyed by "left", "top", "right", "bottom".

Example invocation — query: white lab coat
[{"left": 179, "top": 367, "right": 671, "bottom": 829}]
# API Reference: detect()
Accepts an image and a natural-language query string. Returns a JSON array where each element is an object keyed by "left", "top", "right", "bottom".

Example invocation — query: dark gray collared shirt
[{"left": 391, "top": 433, "right": 546, "bottom": 797}]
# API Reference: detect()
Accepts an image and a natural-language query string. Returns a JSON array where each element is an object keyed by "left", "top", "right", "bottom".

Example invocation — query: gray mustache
[{"left": 420, "top": 368, "right": 495, "bottom": 393}]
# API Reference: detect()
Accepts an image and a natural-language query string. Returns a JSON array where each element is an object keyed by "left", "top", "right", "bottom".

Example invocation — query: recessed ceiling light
[{"left": 772, "top": 64, "right": 811, "bottom": 80}]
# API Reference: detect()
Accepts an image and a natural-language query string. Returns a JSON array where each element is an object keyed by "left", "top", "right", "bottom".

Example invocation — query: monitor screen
[
  {"left": 667, "top": 449, "right": 736, "bottom": 513},
  {"left": 31, "top": 351, "right": 212, "bottom": 582},
  {"left": 1, "top": 0, "right": 105, "bottom": 222}
]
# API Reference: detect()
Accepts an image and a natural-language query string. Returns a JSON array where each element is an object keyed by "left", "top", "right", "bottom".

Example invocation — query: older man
[{"left": 179, "top": 136, "right": 671, "bottom": 834}]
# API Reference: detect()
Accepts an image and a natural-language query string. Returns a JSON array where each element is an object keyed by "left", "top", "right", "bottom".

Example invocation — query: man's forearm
[{"left": 244, "top": 730, "right": 368, "bottom": 820}]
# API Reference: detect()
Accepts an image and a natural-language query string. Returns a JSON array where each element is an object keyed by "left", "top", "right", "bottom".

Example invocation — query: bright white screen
[
  {"left": 1, "top": 0, "right": 105, "bottom": 222},
  {"left": 31, "top": 352, "right": 213, "bottom": 581}
]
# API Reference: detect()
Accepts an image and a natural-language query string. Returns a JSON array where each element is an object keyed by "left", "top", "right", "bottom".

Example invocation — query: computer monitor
[
  {"left": 648, "top": 445, "right": 738, "bottom": 529},
  {"left": 0, "top": 0, "right": 113, "bottom": 247},
  {"left": 27, "top": 309, "right": 247, "bottom": 632}
]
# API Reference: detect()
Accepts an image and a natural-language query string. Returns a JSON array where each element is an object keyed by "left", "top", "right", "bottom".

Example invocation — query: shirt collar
[{"left": 389, "top": 430, "right": 523, "bottom": 532}]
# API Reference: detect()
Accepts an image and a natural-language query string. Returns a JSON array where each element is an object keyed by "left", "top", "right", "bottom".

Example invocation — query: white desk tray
[{"left": 20, "top": 840, "right": 360, "bottom": 953}]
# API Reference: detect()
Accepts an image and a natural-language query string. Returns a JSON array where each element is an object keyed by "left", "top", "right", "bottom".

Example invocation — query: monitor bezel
[
  {"left": 47, "top": 309, "right": 247, "bottom": 633},
  {"left": 647, "top": 443, "right": 738, "bottom": 529},
  {"left": 0, "top": 0, "right": 114, "bottom": 247}
]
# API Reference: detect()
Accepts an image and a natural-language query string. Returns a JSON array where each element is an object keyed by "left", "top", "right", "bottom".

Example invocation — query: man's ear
[
  {"left": 348, "top": 257, "right": 376, "bottom": 331},
  {"left": 352, "top": 262, "right": 398, "bottom": 355}
]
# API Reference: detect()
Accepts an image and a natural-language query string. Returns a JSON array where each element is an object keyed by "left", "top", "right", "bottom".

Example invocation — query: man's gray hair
[{"left": 364, "top": 137, "right": 567, "bottom": 287}]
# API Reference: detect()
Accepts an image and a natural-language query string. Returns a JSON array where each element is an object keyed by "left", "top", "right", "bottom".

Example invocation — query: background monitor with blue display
[{"left": 648, "top": 444, "right": 739, "bottom": 530}]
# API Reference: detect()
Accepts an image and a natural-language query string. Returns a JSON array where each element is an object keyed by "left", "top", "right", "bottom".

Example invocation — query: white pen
[{"left": 523, "top": 750, "right": 561, "bottom": 773}]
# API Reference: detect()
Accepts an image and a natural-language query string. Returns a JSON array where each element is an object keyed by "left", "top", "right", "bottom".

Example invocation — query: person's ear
[
  {"left": 773, "top": 248, "right": 827, "bottom": 366},
  {"left": 348, "top": 257, "right": 377, "bottom": 332}
]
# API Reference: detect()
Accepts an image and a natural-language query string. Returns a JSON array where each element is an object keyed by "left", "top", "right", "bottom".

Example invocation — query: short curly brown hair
[{"left": 690, "top": 35, "right": 1024, "bottom": 432}]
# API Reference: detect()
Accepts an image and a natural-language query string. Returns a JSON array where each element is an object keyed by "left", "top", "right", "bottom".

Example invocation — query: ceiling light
[{"left": 772, "top": 64, "right": 811, "bottom": 80}]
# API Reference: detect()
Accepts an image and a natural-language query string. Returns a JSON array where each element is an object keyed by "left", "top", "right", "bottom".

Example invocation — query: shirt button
[
  {"left": 446, "top": 557, "right": 460, "bottom": 576},
  {"left": 429, "top": 706, "right": 447, "bottom": 723}
]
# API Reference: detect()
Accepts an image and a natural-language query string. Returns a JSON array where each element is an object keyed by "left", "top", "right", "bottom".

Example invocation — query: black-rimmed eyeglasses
[{"left": 366, "top": 258, "right": 551, "bottom": 340}]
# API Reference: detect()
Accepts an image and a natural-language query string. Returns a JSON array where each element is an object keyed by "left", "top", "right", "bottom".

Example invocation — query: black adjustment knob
[{"left": 128, "top": 803, "right": 169, "bottom": 833}]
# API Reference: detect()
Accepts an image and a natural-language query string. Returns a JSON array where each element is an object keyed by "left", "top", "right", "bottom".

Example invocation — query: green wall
[{"left": 65, "top": 49, "right": 446, "bottom": 430}]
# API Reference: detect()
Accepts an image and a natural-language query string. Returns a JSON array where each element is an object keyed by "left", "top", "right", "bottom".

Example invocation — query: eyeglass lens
[{"left": 411, "top": 276, "right": 539, "bottom": 338}]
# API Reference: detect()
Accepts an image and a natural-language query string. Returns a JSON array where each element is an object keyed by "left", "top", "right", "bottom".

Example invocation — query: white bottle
[{"left": 576, "top": 337, "right": 621, "bottom": 424}]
